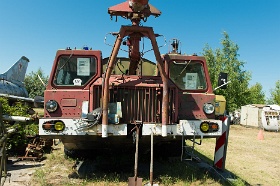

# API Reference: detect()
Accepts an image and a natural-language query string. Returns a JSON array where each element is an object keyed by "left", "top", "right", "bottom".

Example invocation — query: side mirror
[{"left": 217, "top": 72, "right": 228, "bottom": 89}]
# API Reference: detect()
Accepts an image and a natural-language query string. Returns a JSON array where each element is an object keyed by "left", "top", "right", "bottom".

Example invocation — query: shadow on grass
[
  {"left": 66, "top": 149, "right": 249, "bottom": 186},
  {"left": 183, "top": 149, "right": 251, "bottom": 186}
]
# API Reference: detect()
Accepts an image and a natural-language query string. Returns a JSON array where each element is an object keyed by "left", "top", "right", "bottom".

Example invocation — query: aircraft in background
[{"left": 0, "top": 56, "right": 35, "bottom": 103}]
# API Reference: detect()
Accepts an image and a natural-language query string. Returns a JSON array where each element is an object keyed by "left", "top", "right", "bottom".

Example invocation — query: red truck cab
[{"left": 44, "top": 49, "right": 102, "bottom": 119}]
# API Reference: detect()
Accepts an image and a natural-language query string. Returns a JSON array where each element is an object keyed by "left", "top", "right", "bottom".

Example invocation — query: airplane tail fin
[{"left": 1, "top": 56, "right": 29, "bottom": 86}]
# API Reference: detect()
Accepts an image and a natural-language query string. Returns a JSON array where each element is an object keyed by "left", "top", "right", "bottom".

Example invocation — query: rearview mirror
[{"left": 218, "top": 72, "right": 228, "bottom": 89}]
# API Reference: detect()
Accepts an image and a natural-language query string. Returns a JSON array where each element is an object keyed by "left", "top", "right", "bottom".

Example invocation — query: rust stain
[{"left": 61, "top": 98, "right": 77, "bottom": 107}]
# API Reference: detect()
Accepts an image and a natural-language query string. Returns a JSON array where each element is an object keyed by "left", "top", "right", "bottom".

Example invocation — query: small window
[
  {"left": 54, "top": 55, "right": 97, "bottom": 86},
  {"left": 169, "top": 60, "right": 207, "bottom": 90}
]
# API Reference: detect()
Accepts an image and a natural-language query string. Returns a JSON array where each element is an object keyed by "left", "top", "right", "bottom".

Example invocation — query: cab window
[
  {"left": 54, "top": 56, "right": 97, "bottom": 86},
  {"left": 169, "top": 60, "right": 207, "bottom": 90}
]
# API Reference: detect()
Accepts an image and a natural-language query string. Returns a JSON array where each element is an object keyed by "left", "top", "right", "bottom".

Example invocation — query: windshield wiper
[
  {"left": 174, "top": 60, "right": 191, "bottom": 80},
  {"left": 58, "top": 53, "right": 74, "bottom": 71}
]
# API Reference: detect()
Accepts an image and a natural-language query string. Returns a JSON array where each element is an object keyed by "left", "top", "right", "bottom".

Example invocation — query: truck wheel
[{"left": 64, "top": 147, "right": 79, "bottom": 159}]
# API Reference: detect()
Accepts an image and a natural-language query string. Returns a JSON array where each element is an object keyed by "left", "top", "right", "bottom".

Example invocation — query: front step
[{"left": 181, "top": 132, "right": 202, "bottom": 161}]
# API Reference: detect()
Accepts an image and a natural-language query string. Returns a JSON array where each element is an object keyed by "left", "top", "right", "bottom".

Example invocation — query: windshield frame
[
  {"left": 169, "top": 59, "right": 208, "bottom": 92},
  {"left": 52, "top": 54, "right": 98, "bottom": 88}
]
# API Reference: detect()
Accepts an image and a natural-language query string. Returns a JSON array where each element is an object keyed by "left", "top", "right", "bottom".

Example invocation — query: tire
[{"left": 64, "top": 147, "right": 79, "bottom": 159}]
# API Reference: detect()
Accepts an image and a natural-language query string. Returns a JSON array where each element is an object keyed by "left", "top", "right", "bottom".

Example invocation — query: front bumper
[{"left": 39, "top": 118, "right": 224, "bottom": 138}]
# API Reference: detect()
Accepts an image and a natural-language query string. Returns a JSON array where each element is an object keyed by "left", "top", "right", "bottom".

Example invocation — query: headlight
[
  {"left": 200, "top": 122, "right": 210, "bottom": 133},
  {"left": 46, "top": 100, "right": 58, "bottom": 112},
  {"left": 54, "top": 121, "right": 65, "bottom": 131},
  {"left": 42, "top": 120, "right": 65, "bottom": 132},
  {"left": 200, "top": 121, "right": 219, "bottom": 133},
  {"left": 203, "top": 103, "right": 215, "bottom": 114},
  {"left": 42, "top": 122, "right": 53, "bottom": 130}
]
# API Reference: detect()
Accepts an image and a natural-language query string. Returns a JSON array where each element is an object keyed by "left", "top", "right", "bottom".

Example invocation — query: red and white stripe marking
[{"left": 214, "top": 116, "right": 230, "bottom": 170}]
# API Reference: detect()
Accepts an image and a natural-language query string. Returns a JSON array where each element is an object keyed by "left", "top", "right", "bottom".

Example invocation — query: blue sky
[{"left": 0, "top": 0, "right": 279, "bottom": 98}]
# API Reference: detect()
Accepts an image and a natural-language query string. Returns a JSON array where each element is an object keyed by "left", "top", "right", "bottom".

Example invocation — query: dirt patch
[{"left": 2, "top": 158, "right": 44, "bottom": 186}]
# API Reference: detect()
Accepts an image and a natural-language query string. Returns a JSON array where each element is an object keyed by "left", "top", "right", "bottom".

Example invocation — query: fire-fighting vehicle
[{"left": 39, "top": 0, "right": 230, "bottom": 169}]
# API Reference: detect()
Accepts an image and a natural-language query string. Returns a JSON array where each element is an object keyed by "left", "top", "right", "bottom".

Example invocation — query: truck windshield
[
  {"left": 54, "top": 55, "right": 97, "bottom": 86},
  {"left": 169, "top": 60, "right": 207, "bottom": 90}
]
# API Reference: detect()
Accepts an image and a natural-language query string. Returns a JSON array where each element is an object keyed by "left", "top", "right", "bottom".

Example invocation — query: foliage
[
  {"left": 267, "top": 80, "right": 280, "bottom": 104},
  {"left": 248, "top": 83, "right": 266, "bottom": 104},
  {"left": 0, "top": 97, "right": 39, "bottom": 154},
  {"left": 203, "top": 32, "right": 265, "bottom": 112},
  {"left": 0, "top": 97, "right": 29, "bottom": 117},
  {"left": 24, "top": 68, "right": 49, "bottom": 98}
]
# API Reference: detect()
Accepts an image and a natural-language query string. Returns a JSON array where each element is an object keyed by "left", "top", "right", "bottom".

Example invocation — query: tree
[
  {"left": 268, "top": 80, "right": 280, "bottom": 104},
  {"left": 24, "top": 68, "right": 49, "bottom": 98},
  {"left": 248, "top": 83, "right": 266, "bottom": 104},
  {"left": 203, "top": 32, "right": 252, "bottom": 112}
]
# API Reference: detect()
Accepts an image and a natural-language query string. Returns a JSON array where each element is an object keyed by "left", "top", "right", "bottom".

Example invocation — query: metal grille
[{"left": 93, "top": 86, "right": 175, "bottom": 124}]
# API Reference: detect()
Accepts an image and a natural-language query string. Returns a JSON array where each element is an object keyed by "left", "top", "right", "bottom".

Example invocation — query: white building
[{"left": 240, "top": 104, "right": 279, "bottom": 131}]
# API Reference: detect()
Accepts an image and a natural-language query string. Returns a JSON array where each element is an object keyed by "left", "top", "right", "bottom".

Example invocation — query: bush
[{"left": 0, "top": 97, "right": 39, "bottom": 155}]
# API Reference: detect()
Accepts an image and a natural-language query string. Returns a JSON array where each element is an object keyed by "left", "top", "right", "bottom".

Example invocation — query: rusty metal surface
[
  {"left": 108, "top": 1, "right": 161, "bottom": 18},
  {"left": 128, "top": 126, "right": 142, "bottom": 186},
  {"left": 95, "top": 85, "right": 176, "bottom": 124},
  {"left": 101, "top": 25, "right": 170, "bottom": 131},
  {"left": 148, "top": 28, "right": 169, "bottom": 131},
  {"left": 61, "top": 98, "right": 77, "bottom": 107},
  {"left": 178, "top": 93, "right": 216, "bottom": 120},
  {"left": 128, "top": 177, "right": 143, "bottom": 186},
  {"left": 163, "top": 54, "right": 214, "bottom": 94},
  {"left": 18, "top": 137, "right": 50, "bottom": 161},
  {"left": 47, "top": 50, "right": 102, "bottom": 90},
  {"left": 102, "top": 31, "right": 123, "bottom": 128},
  {"left": 128, "top": 33, "right": 141, "bottom": 75},
  {"left": 44, "top": 90, "right": 89, "bottom": 118}
]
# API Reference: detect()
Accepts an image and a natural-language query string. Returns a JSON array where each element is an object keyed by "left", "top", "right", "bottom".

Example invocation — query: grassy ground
[
  {"left": 194, "top": 125, "right": 280, "bottom": 186},
  {"left": 32, "top": 108, "right": 44, "bottom": 117},
  {"left": 30, "top": 125, "right": 279, "bottom": 186},
  {"left": 31, "top": 144, "right": 222, "bottom": 186}
]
